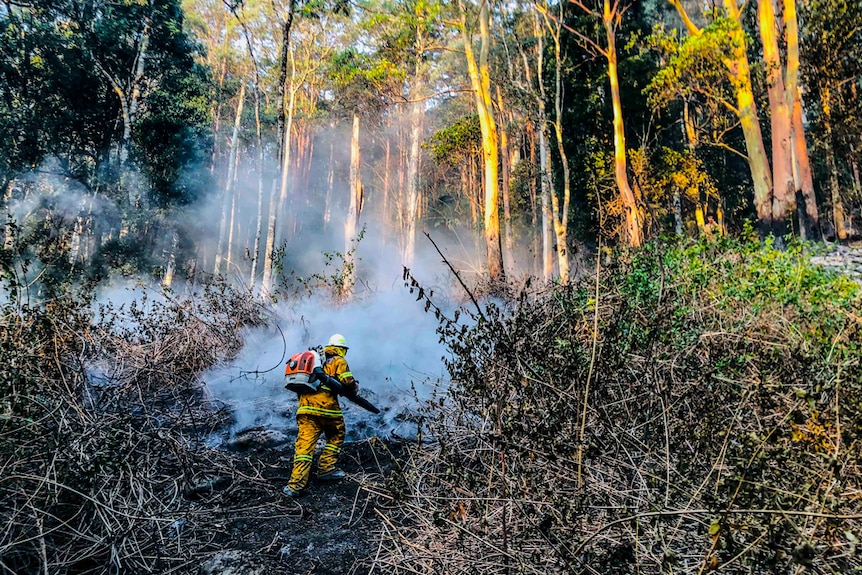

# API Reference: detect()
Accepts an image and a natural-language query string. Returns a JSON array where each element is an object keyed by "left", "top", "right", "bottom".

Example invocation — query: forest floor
[{"left": 189, "top": 434, "right": 405, "bottom": 575}]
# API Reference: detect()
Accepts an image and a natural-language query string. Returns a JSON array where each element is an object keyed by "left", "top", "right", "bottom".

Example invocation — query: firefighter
[{"left": 283, "top": 333, "right": 358, "bottom": 497}]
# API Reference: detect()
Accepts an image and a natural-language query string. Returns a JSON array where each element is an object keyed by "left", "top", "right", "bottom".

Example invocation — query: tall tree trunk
[
  {"left": 382, "top": 137, "right": 391, "bottom": 243},
  {"left": 550, "top": 22, "right": 571, "bottom": 282},
  {"left": 260, "top": 180, "right": 279, "bottom": 301},
  {"left": 603, "top": 2, "right": 642, "bottom": 247},
  {"left": 539, "top": 128, "right": 555, "bottom": 279},
  {"left": 276, "top": 0, "right": 297, "bottom": 163},
  {"left": 324, "top": 130, "right": 335, "bottom": 231},
  {"left": 683, "top": 100, "right": 703, "bottom": 234},
  {"left": 784, "top": 0, "right": 820, "bottom": 240},
  {"left": 527, "top": 123, "right": 540, "bottom": 277},
  {"left": 496, "top": 86, "right": 514, "bottom": 267},
  {"left": 461, "top": 0, "right": 505, "bottom": 282},
  {"left": 403, "top": 35, "right": 425, "bottom": 267},
  {"left": 532, "top": 11, "right": 555, "bottom": 279},
  {"left": 249, "top": 82, "right": 264, "bottom": 291},
  {"left": 343, "top": 113, "right": 362, "bottom": 299},
  {"left": 277, "top": 72, "right": 297, "bottom": 245},
  {"left": 260, "top": 0, "right": 297, "bottom": 300},
  {"left": 821, "top": 86, "right": 847, "bottom": 242},
  {"left": 759, "top": 0, "right": 794, "bottom": 238},
  {"left": 215, "top": 82, "right": 245, "bottom": 275}
]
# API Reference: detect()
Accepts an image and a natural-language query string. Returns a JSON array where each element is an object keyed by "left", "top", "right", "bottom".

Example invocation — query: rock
[
  {"left": 198, "top": 550, "right": 266, "bottom": 575},
  {"left": 809, "top": 246, "right": 862, "bottom": 283}
]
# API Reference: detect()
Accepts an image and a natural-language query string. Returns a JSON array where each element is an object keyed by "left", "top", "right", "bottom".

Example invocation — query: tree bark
[
  {"left": 403, "top": 31, "right": 425, "bottom": 267},
  {"left": 343, "top": 113, "right": 362, "bottom": 299},
  {"left": 784, "top": 0, "right": 821, "bottom": 240},
  {"left": 821, "top": 85, "right": 847, "bottom": 242},
  {"left": 532, "top": 11, "right": 555, "bottom": 279},
  {"left": 461, "top": 0, "right": 505, "bottom": 282},
  {"left": 215, "top": 82, "right": 245, "bottom": 275},
  {"left": 758, "top": 0, "right": 794, "bottom": 239},
  {"left": 260, "top": 179, "right": 279, "bottom": 301},
  {"left": 604, "top": 2, "right": 642, "bottom": 247},
  {"left": 496, "top": 86, "right": 515, "bottom": 267}
]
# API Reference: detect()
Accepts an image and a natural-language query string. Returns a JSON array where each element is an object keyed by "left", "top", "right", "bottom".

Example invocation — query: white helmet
[{"left": 328, "top": 333, "right": 349, "bottom": 349}]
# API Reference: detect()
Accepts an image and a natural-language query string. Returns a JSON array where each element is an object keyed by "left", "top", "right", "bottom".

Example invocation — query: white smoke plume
[{"left": 202, "top": 282, "right": 452, "bottom": 443}]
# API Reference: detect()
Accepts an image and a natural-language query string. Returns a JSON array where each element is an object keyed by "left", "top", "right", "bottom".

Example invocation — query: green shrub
[{"left": 383, "top": 238, "right": 861, "bottom": 574}]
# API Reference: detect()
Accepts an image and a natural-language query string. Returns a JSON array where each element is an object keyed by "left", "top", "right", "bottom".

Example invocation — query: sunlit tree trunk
[
  {"left": 277, "top": 64, "right": 297, "bottom": 244},
  {"left": 784, "top": 0, "right": 820, "bottom": 240},
  {"left": 759, "top": 0, "right": 794, "bottom": 238},
  {"left": 215, "top": 82, "right": 245, "bottom": 275},
  {"left": 682, "top": 100, "right": 703, "bottom": 234},
  {"left": 403, "top": 31, "right": 425, "bottom": 267},
  {"left": 603, "top": 2, "right": 641, "bottom": 247},
  {"left": 461, "top": 0, "right": 505, "bottom": 281},
  {"left": 537, "top": 1, "right": 572, "bottom": 280},
  {"left": 343, "top": 113, "right": 362, "bottom": 299},
  {"left": 162, "top": 230, "right": 178, "bottom": 288}
]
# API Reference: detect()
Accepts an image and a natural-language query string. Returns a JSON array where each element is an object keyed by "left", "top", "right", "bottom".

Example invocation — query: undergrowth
[
  {"left": 380, "top": 238, "right": 861, "bottom": 574},
  {"left": 0, "top": 234, "right": 270, "bottom": 574}
]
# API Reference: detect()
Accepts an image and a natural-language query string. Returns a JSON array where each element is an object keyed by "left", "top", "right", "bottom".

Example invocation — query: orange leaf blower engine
[{"left": 283, "top": 350, "right": 319, "bottom": 394}]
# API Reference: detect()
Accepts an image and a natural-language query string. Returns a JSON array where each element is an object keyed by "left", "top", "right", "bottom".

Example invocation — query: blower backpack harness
[{"left": 284, "top": 348, "right": 380, "bottom": 414}]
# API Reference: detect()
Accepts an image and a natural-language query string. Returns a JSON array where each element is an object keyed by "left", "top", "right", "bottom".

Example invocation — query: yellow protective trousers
[{"left": 287, "top": 413, "right": 345, "bottom": 492}]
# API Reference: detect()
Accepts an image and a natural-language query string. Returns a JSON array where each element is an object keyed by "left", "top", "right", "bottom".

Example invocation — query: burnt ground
[{"left": 181, "top": 437, "right": 409, "bottom": 575}]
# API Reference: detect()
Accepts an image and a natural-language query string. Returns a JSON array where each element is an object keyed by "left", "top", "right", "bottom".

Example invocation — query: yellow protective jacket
[{"left": 296, "top": 346, "right": 356, "bottom": 418}]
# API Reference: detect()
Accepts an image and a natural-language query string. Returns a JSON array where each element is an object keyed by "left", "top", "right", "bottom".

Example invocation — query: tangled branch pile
[
  {"left": 379, "top": 239, "right": 862, "bottom": 574},
  {"left": 0, "top": 275, "right": 270, "bottom": 574}
]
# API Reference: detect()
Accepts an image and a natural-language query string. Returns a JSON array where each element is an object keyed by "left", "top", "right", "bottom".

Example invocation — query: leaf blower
[{"left": 284, "top": 350, "right": 381, "bottom": 414}]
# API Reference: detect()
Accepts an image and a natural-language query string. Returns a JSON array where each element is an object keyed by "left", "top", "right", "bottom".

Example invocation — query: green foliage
[
  {"left": 386, "top": 240, "right": 862, "bottom": 573},
  {"left": 646, "top": 18, "right": 742, "bottom": 110},
  {"left": 428, "top": 114, "right": 481, "bottom": 165}
]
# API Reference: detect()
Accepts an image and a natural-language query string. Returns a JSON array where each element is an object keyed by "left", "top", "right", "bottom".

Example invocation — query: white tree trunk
[
  {"left": 403, "top": 93, "right": 423, "bottom": 267},
  {"left": 343, "top": 113, "right": 362, "bottom": 299},
  {"left": 215, "top": 82, "right": 245, "bottom": 275}
]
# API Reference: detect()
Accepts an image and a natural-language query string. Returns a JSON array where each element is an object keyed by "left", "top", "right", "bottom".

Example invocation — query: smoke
[{"left": 202, "top": 275, "right": 453, "bottom": 443}]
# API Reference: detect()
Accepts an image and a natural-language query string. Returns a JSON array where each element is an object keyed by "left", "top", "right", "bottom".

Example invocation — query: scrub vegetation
[{"left": 383, "top": 237, "right": 862, "bottom": 574}]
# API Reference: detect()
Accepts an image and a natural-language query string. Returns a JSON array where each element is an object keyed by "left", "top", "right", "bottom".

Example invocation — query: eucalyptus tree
[
  {"left": 258, "top": 2, "right": 348, "bottom": 299},
  {"left": 457, "top": 0, "right": 505, "bottom": 282},
  {"left": 534, "top": 0, "right": 575, "bottom": 279},
  {"left": 327, "top": 43, "right": 400, "bottom": 298},
  {"left": 363, "top": 0, "right": 445, "bottom": 267},
  {"left": 801, "top": 0, "right": 862, "bottom": 241},
  {"left": 664, "top": 1, "right": 774, "bottom": 237}
]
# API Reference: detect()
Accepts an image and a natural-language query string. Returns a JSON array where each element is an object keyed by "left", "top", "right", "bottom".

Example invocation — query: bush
[
  {"left": 0, "top": 247, "right": 269, "bottom": 573},
  {"left": 380, "top": 238, "right": 862, "bottom": 574}
]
